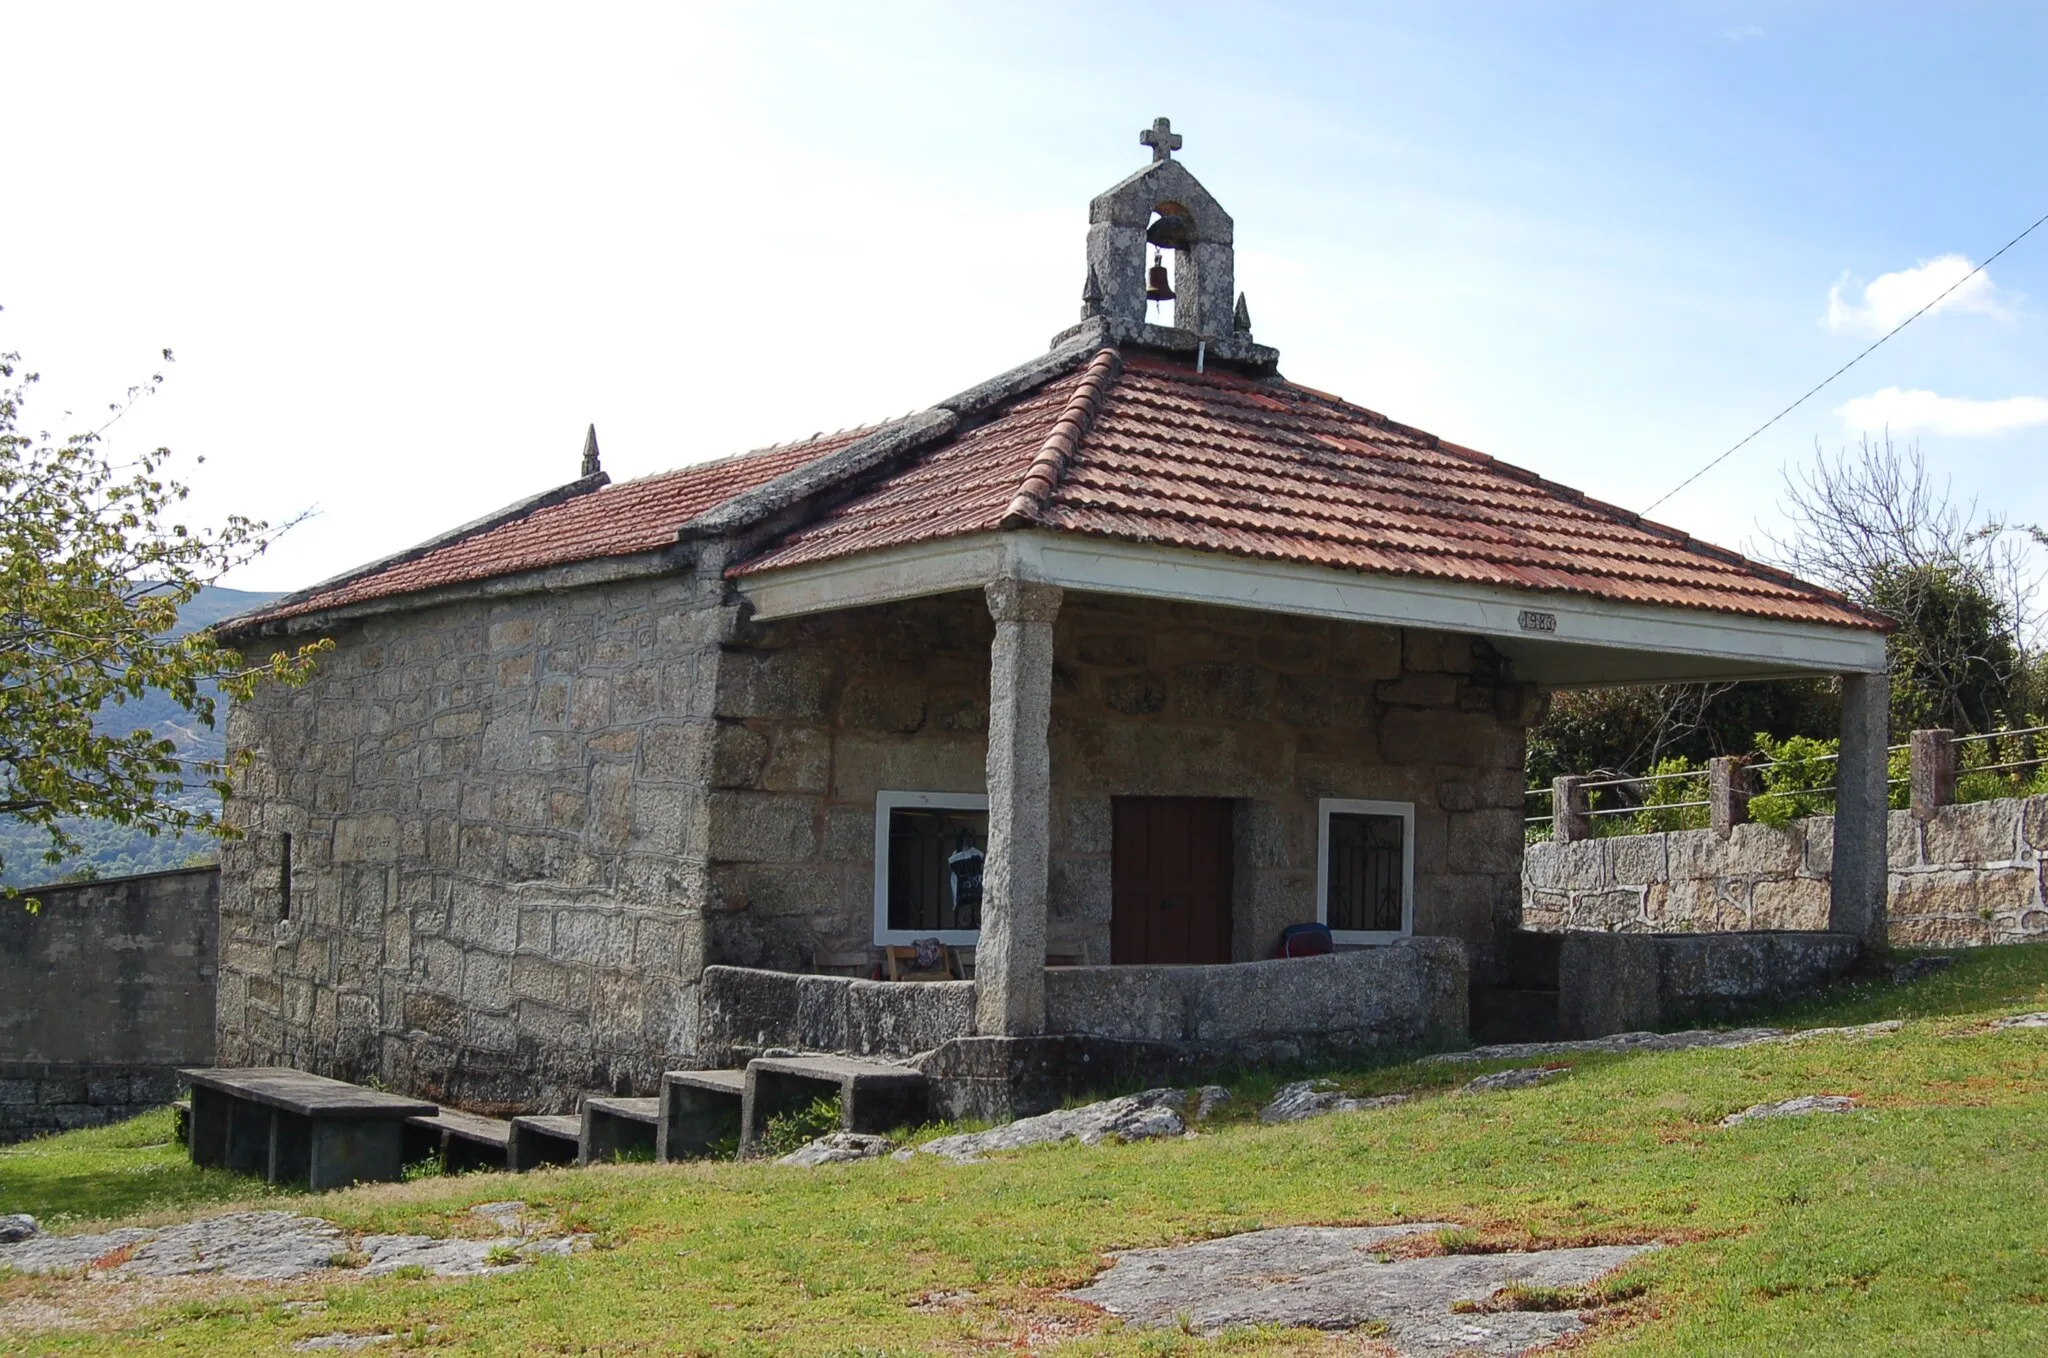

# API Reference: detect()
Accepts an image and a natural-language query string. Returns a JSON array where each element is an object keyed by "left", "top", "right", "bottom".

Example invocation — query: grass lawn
[{"left": 5, "top": 943, "right": 2048, "bottom": 1354}]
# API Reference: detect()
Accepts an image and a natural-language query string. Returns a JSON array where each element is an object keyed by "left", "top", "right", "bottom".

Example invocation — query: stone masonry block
[
  {"left": 449, "top": 888, "right": 517, "bottom": 953},
  {"left": 1327, "top": 623, "right": 1402, "bottom": 680},
  {"left": 1609, "top": 833, "right": 1669, "bottom": 886},
  {"left": 2023, "top": 795, "right": 2048, "bottom": 850},
  {"left": 332, "top": 815, "right": 399, "bottom": 863},
  {"left": 554, "top": 910, "right": 635, "bottom": 969},
  {"left": 1751, "top": 876, "right": 1830, "bottom": 930},
  {"left": 1174, "top": 663, "right": 1273, "bottom": 723},
  {"left": 1923, "top": 799, "right": 2021, "bottom": 867},
  {"left": 1723, "top": 822, "right": 1800, "bottom": 876},
  {"left": 706, "top": 792, "right": 819, "bottom": 863},
  {"left": 762, "top": 726, "right": 832, "bottom": 792},
  {"left": 840, "top": 677, "right": 927, "bottom": 733},
  {"left": 1375, "top": 674, "right": 1459, "bottom": 708}
]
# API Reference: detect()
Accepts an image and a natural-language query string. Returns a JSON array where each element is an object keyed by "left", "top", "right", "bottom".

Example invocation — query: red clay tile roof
[
  {"left": 734, "top": 350, "right": 1883, "bottom": 632},
  {"left": 234, "top": 344, "right": 1880, "bottom": 634},
  {"left": 234, "top": 428, "right": 878, "bottom": 626}
]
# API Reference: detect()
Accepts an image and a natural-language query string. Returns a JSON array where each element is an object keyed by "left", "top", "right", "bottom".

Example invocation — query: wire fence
[{"left": 1524, "top": 721, "right": 2048, "bottom": 836}]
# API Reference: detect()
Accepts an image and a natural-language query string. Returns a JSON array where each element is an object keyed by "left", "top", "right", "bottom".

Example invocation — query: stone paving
[
  {"left": 914, "top": 1089, "right": 1188, "bottom": 1163},
  {"left": 1720, "top": 1095, "right": 1858, "bottom": 1127},
  {"left": 1424, "top": 1019, "right": 1901, "bottom": 1066},
  {"left": 0, "top": 1205, "right": 589, "bottom": 1282},
  {"left": 1259, "top": 1081, "right": 1408, "bottom": 1123},
  {"left": 1065, "top": 1223, "right": 1657, "bottom": 1356},
  {"left": 1457, "top": 1067, "right": 1567, "bottom": 1095}
]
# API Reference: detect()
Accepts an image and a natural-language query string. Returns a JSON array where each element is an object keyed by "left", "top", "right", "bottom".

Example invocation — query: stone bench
[
  {"left": 580, "top": 1096, "right": 659, "bottom": 1166},
  {"left": 741, "top": 1055, "right": 927, "bottom": 1155},
  {"left": 181, "top": 1067, "right": 437, "bottom": 1191},
  {"left": 507, "top": 1114, "right": 582, "bottom": 1171},
  {"left": 656, "top": 1069, "right": 745, "bottom": 1162},
  {"left": 404, "top": 1107, "right": 513, "bottom": 1174}
]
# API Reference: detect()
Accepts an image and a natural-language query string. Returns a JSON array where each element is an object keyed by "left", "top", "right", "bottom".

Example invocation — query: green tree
[
  {"left": 1770, "top": 434, "right": 2041, "bottom": 734},
  {"left": 1, "top": 339, "right": 325, "bottom": 894}
]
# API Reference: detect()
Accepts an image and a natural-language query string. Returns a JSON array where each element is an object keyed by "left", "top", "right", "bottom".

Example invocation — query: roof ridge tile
[{"left": 1001, "top": 346, "right": 1123, "bottom": 527}]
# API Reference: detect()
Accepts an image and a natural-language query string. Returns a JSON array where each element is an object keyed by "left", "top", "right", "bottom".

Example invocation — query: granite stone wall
[
  {"left": 218, "top": 572, "right": 1539, "bottom": 1113},
  {"left": 0, "top": 867, "right": 218, "bottom": 1142},
  {"left": 1523, "top": 796, "right": 2048, "bottom": 947},
  {"left": 1043, "top": 937, "right": 1469, "bottom": 1062},
  {"left": 215, "top": 573, "right": 730, "bottom": 1114},
  {"left": 713, "top": 590, "right": 1539, "bottom": 975}
]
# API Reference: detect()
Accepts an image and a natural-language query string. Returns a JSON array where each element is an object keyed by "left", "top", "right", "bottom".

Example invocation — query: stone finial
[
  {"left": 1081, "top": 263, "right": 1105, "bottom": 320},
  {"left": 1139, "top": 116, "right": 1183, "bottom": 163},
  {"left": 580, "top": 424, "right": 602, "bottom": 479},
  {"left": 1232, "top": 292, "right": 1252, "bottom": 335}
]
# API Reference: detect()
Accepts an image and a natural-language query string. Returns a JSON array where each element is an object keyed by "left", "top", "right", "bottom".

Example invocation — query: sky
[{"left": 5, "top": 2, "right": 2045, "bottom": 596}]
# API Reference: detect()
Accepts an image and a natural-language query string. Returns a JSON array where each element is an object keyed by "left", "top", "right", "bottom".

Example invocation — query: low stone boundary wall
[
  {"left": 1044, "top": 938, "right": 1469, "bottom": 1062},
  {"left": 697, "top": 966, "right": 975, "bottom": 1065},
  {"left": 0, "top": 867, "right": 219, "bottom": 1142},
  {"left": 1556, "top": 931, "right": 1863, "bottom": 1039},
  {"left": 1523, "top": 795, "right": 2048, "bottom": 948}
]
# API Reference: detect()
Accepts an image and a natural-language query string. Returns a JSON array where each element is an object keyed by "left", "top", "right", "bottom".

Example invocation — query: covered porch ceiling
[{"left": 732, "top": 530, "right": 1888, "bottom": 689}]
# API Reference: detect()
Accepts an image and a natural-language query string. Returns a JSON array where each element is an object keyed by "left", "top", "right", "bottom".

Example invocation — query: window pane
[
  {"left": 1325, "top": 812, "right": 1404, "bottom": 933},
  {"left": 887, "top": 807, "right": 988, "bottom": 932}
]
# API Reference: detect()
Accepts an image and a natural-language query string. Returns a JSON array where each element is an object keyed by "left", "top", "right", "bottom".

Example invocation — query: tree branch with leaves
[{"left": 0, "top": 337, "right": 327, "bottom": 895}]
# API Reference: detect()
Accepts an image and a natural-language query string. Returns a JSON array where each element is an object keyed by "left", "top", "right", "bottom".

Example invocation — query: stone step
[
  {"left": 742, "top": 1055, "right": 928, "bottom": 1154},
  {"left": 406, "top": 1107, "right": 514, "bottom": 1174},
  {"left": 580, "top": 1096, "right": 660, "bottom": 1166},
  {"left": 507, "top": 1114, "right": 582, "bottom": 1172},
  {"left": 658, "top": 1070, "right": 745, "bottom": 1162}
]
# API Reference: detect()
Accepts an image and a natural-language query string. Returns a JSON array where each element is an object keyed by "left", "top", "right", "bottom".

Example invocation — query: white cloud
[
  {"left": 1835, "top": 387, "right": 2048, "bottom": 437},
  {"left": 1723, "top": 25, "right": 1766, "bottom": 41},
  {"left": 1826, "top": 254, "right": 2014, "bottom": 335}
]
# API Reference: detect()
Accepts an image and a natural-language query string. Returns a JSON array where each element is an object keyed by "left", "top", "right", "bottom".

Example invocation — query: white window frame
[
  {"left": 872, "top": 790, "right": 990, "bottom": 946},
  {"left": 1315, "top": 798, "right": 1416, "bottom": 945}
]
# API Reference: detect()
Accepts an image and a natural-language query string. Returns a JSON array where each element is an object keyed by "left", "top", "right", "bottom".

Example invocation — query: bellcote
[{"left": 1052, "top": 117, "right": 1279, "bottom": 375}]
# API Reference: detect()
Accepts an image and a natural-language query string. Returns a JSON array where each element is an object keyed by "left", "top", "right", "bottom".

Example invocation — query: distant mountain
[{"left": 2, "top": 583, "right": 286, "bottom": 889}]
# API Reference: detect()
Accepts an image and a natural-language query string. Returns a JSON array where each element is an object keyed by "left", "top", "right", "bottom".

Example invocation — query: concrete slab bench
[
  {"left": 405, "top": 1107, "right": 513, "bottom": 1174},
  {"left": 580, "top": 1096, "right": 660, "bottom": 1166},
  {"left": 656, "top": 1069, "right": 745, "bottom": 1162},
  {"left": 507, "top": 1114, "right": 582, "bottom": 1171},
  {"left": 742, "top": 1055, "right": 927, "bottom": 1155},
  {"left": 181, "top": 1067, "right": 437, "bottom": 1191}
]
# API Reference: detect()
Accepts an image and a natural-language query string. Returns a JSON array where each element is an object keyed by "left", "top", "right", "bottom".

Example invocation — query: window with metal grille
[
  {"left": 1316, "top": 799, "right": 1414, "bottom": 941},
  {"left": 872, "top": 791, "right": 990, "bottom": 943}
]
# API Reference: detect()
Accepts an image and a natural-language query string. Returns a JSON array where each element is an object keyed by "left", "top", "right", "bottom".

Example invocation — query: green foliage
[
  {"left": 1749, "top": 733, "right": 1840, "bottom": 827},
  {"left": 0, "top": 340, "right": 327, "bottom": 896},
  {"left": 1627, "top": 756, "right": 1709, "bottom": 834},
  {"left": 1871, "top": 559, "right": 2027, "bottom": 734},
  {"left": 1526, "top": 679, "right": 1839, "bottom": 791},
  {"left": 759, "top": 1094, "right": 844, "bottom": 1158}
]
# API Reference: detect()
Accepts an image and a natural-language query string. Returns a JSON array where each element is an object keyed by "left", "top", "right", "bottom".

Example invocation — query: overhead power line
[{"left": 1642, "top": 206, "right": 2048, "bottom": 516}]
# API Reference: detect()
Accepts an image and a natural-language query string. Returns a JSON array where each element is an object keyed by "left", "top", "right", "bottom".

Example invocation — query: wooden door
[{"left": 1111, "top": 798, "right": 1234, "bottom": 965}]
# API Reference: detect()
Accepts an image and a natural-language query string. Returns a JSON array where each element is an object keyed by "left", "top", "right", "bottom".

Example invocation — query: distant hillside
[{"left": 2, "top": 584, "right": 285, "bottom": 889}]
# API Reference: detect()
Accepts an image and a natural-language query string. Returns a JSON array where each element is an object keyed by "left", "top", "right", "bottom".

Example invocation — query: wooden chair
[{"left": 884, "top": 943, "right": 963, "bottom": 982}]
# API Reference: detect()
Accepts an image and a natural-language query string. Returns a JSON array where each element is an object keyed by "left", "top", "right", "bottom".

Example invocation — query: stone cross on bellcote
[{"left": 1139, "top": 117, "right": 1182, "bottom": 163}]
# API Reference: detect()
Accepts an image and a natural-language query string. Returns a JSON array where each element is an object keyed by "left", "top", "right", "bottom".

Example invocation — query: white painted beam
[{"left": 733, "top": 531, "right": 1888, "bottom": 683}]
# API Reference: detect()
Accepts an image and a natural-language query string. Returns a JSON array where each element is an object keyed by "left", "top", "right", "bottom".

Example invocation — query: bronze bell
[{"left": 1145, "top": 251, "right": 1176, "bottom": 303}]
